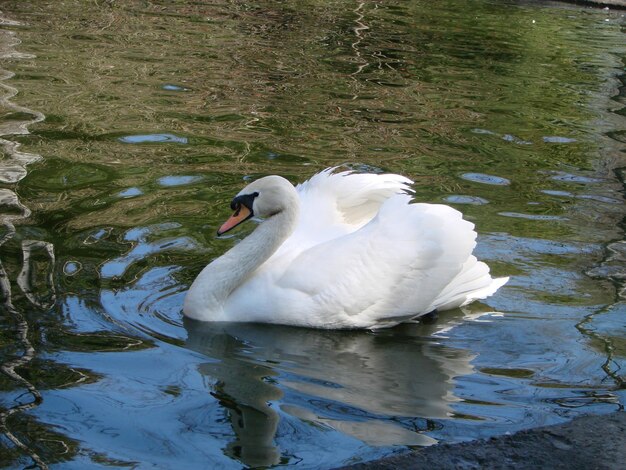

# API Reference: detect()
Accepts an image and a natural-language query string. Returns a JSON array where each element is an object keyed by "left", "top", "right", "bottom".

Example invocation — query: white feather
[{"left": 184, "top": 169, "right": 508, "bottom": 329}]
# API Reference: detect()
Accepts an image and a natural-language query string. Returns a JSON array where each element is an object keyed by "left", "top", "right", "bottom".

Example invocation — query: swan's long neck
[{"left": 184, "top": 201, "right": 299, "bottom": 321}]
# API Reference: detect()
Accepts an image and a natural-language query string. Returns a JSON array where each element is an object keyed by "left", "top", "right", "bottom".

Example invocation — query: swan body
[{"left": 184, "top": 169, "right": 508, "bottom": 329}]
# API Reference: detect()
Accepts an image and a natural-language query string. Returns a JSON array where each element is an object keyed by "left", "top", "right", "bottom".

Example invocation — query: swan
[{"left": 183, "top": 168, "right": 508, "bottom": 329}]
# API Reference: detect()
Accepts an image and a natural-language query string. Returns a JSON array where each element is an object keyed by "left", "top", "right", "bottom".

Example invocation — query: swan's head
[{"left": 217, "top": 175, "right": 297, "bottom": 235}]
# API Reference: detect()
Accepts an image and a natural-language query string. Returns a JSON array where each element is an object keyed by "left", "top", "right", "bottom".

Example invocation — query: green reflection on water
[{"left": 5, "top": 0, "right": 623, "bottom": 240}]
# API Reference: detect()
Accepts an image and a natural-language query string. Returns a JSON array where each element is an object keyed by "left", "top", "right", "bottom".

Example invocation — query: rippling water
[{"left": 0, "top": 0, "right": 625, "bottom": 468}]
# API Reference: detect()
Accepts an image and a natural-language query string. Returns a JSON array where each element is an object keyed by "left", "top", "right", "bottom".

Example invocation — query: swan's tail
[
  {"left": 427, "top": 256, "right": 509, "bottom": 312},
  {"left": 296, "top": 168, "right": 413, "bottom": 226}
]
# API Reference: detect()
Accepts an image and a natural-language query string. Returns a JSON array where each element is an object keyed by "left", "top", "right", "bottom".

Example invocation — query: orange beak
[{"left": 217, "top": 204, "right": 252, "bottom": 235}]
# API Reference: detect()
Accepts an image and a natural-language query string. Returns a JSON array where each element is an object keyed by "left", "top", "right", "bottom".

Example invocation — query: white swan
[{"left": 183, "top": 169, "right": 508, "bottom": 329}]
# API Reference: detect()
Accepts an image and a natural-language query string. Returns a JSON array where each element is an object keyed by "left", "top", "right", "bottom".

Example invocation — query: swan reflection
[
  {"left": 190, "top": 325, "right": 283, "bottom": 467},
  {"left": 184, "top": 317, "right": 475, "bottom": 468},
  {"left": 100, "top": 237, "right": 479, "bottom": 467}
]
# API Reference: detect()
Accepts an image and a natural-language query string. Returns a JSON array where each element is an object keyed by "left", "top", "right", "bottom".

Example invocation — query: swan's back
[{"left": 268, "top": 196, "right": 485, "bottom": 328}]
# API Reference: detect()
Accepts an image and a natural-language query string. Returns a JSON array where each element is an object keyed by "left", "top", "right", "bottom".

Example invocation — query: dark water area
[{"left": 0, "top": 0, "right": 625, "bottom": 468}]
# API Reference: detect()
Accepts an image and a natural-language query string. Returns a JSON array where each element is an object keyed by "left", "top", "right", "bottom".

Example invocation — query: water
[{"left": 0, "top": 0, "right": 625, "bottom": 468}]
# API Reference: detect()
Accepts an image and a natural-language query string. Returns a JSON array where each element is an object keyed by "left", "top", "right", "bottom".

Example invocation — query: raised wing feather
[
  {"left": 296, "top": 168, "right": 414, "bottom": 224},
  {"left": 275, "top": 169, "right": 413, "bottom": 258}
]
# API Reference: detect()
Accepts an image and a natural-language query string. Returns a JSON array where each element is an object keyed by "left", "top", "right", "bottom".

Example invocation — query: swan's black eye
[{"left": 230, "top": 192, "right": 259, "bottom": 213}]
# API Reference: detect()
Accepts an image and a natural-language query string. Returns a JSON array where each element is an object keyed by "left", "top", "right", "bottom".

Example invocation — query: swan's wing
[
  {"left": 275, "top": 169, "right": 414, "bottom": 259},
  {"left": 296, "top": 168, "right": 414, "bottom": 226},
  {"left": 275, "top": 195, "right": 481, "bottom": 328}
]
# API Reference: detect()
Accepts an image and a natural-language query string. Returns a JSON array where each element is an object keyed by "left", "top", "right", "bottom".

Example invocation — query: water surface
[{"left": 0, "top": 1, "right": 625, "bottom": 468}]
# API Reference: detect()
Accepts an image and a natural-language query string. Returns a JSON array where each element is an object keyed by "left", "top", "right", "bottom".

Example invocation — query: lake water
[{"left": 0, "top": 0, "right": 625, "bottom": 468}]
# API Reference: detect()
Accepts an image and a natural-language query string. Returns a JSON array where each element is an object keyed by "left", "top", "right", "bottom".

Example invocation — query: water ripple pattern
[
  {"left": 0, "top": 1, "right": 624, "bottom": 468},
  {"left": 0, "top": 20, "right": 43, "bottom": 183},
  {"left": 0, "top": 10, "right": 50, "bottom": 470}
]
